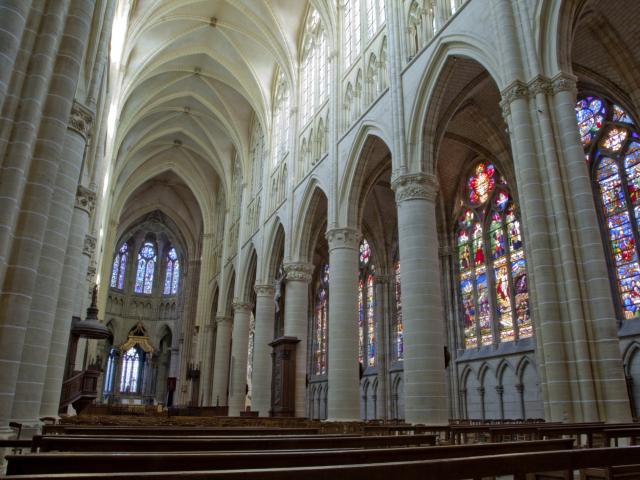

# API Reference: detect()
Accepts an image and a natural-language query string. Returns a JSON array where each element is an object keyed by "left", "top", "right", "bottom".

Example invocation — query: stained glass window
[
  {"left": 344, "top": 0, "right": 361, "bottom": 66},
  {"left": 393, "top": 259, "right": 403, "bottom": 361},
  {"left": 163, "top": 247, "right": 180, "bottom": 295},
  {"left": 110, "top": 243, "right": 128, "bottom": 289},
  {"left": 358, "top": 239, "right": 376, "bottom": 366},
  {"left": 456, "top": 162, "right": 531, "bottom": 349},
  {"left": 119, "top": 347, "right": 142, "bottom": 393},
  {"left": 301, "top": 9, "right": 329, "bottom": 125},
  {"left": 578, "top": 95, "right": 640, "bottom": 320},
  {"left": 134, "top": 242, "right": 156, "bottom": 294},
  {"left": 313, "top": 264, "right": 329, "bottom": 375}
]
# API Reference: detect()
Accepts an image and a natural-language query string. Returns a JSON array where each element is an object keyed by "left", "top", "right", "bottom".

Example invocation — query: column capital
[
  {"left": 283, "top": 262, "right": 314, "bottom": 283},
  {"left": 391, "top": 173, "right": 438, "bottom": 203},
  {"left": 550, "top": 72, "right": 578, "bottom": 96},
  {"left": 527, "top": 75, "right": 553, "bottom": 97},
  {"left": 325, "top": 227, "right": 361, "bottom": 250},
  {"left": 254, "top": 284, "right": 275, "bottom": 297},
  {"left": 83, "top": 235, "right": 96, "bottom": 257},
  {"left": 232, "top": 301, "right": 253, "bottom": 313},
  {"left": 75, "top": 186, "right": 96, "bottom": 214},
  {"left": 215, "top": 315, "right": 232, "bottom": 326},
  {"left": 68, "top": 100, "right": 94, "bottom": 139},
  {"left": 500, "top": 80, "right": 529, "bottom": 105}
]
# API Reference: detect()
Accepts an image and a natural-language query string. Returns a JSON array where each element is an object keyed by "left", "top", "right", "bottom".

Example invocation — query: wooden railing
[{"left": 59, "top": 369, "right": 100, "bottom": 413}]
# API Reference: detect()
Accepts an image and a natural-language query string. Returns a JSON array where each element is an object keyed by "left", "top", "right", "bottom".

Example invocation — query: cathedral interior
[{"left": 0, "top": 0, "right": 640, "bottom": 436}]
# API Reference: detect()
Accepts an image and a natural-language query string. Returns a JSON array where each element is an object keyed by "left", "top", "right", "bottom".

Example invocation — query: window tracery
[
  {"left": 301, "top": 9, "right": 329, "bottom": 125},
  {"left": 313, "top": 264, "right": 329, "bottom": 375},
  {"left": 110, "top": 243, "right": 128, "bottom": 289},
  {"left": 392, "top": 257, "right": 403, "bottom": 361},
  {"left": 163, "top": 247, "right": 179, "bottom": 295},
  {"left": 577, "top": 95, "right": 640, "bottom": 320},
  {"left": 272, "top": 71, "right": 290, "bottom": 167},
  {"left": 456, "top": 162, "right": 531, "bottom": 349},
  {"left": 134, "top": 241, "right": 156, "bottom": 294},
  {"left": 358, "top": 239, "right": 376, "bottom": 366},
  {"left": 344, "top": 0, "right": 361, "bottom": 66}
]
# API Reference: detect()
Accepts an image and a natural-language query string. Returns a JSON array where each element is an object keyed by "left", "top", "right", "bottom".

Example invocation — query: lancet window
[
  {"left": 110, "top": 243, "right": 128, "bottom": 289},
  {"left": 456, "top": 162, "right": 531, "bottom": 349},
  {"left": 134, "top": 241, "right": 156, "bottom": 294},
  {"left": 577, "top": 95, "right": 640, "bottom": 320},
  {"left": 358, "top": 239, "right": 376, "bottom": 366},
  {"left": 313, "top": 264, "right": 329, "bottom": 375},
  {"left": 163, "top": 247, "right": 180, "bottom": 295}
]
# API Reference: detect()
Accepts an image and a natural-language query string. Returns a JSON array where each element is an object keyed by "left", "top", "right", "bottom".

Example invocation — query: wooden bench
[
  {"left": 4, "top": 439, "right": 574, "bottom": 475},
  {"left": 2, "top": 446, "right": 640, "bottom": 480},
  {"left": 602, "top": 427, "right": 640, "bottom": 447},
  {"left": 539, "top": 423, "right": 637, "bottom": 448},
  {"left": 581, "top": 465, "right": 640, "bottom": 479},
  {"left": 32, "top": 433, "right": 437, "bottom": 452},
  {"left": 42, "top": 425, "right": 320, "bottom": 436}
]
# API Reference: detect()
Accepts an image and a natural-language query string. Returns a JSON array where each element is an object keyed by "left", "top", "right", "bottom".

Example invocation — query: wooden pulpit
[{"left": 269, "top": 336, "right": 299, "bottom": 417}]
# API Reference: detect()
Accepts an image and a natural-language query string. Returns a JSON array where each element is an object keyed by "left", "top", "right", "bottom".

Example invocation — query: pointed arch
[{"left": 292, "top": 180, "right": 329, "bottom": 261}]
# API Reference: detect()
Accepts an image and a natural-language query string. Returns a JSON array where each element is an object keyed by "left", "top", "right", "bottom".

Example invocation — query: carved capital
[
  {"left": 283, "top": 262, "right": 314, "bottom": 283},
  {"left": 527, "top": 75, "right": 553, "bottom": 97},
  {"left": 215, "top": 315, "right": 232, "bottom": 327},
  {"left": 501, "top": 80, "right": 529, "bottom": 105},
  {"left": 86, "top": 263, "right": 96, "bottom": 282},
  {"left": 232, "top": 301, "right": 253, "bottom": 313},
  {"left": 391, "top": 173, "right": 438, "bottom": 203},
  {"left": 325, "top": 227, "right": 361, "bottom": 251},
  {"left": 75, "top": 186, "right": 96, "bottom": 214},
  {"left": 83, "top": 235, "right": 96, "bottom": 257},
  {"left": 68, "top": 100, "right": 94, "bottom": 139},
  {"left": 550, "top": 72, "right": 578, "bottom": 96},
  {"left": 254, "top": 284, "right": 275, "bottom": 297}
]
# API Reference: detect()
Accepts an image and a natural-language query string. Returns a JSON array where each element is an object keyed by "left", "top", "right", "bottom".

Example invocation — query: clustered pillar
[{"left": 228, "top": 302, "right": 253, "bottom": 415}]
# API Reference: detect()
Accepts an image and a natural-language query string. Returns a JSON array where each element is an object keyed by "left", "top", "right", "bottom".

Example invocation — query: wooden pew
[
  {"left": 32, "top": 433, "right": 437, "bottom": 452},
  {"left": 5, "top": 439, "right": 573, "bottom": 475},
  {"left": 2, "top": 445, "right": 640, "bottom": 480},
  {"left": 601, "top": 427, "right": 640, "bottom": 447},
  {"left": 539, "top": 423, "right": 636, "bottom": 448},
  {"left": 42, "top": 425, "right": 320, "bottom": 436},
  {"left": 581, "top": 465, "right": 640, "bottom": 479}
]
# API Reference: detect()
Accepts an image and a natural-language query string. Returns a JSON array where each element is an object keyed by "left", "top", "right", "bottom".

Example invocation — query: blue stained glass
[
  {"left": 172, "top": 261, "right": 180, "bottom": 294},
  {"left": 164, "top": 262, "right": 173, "bottom": 294},
  {"left": 111, "top": 244, "right": 128, "bottom": 289},
  {"left": 613, "top": 105, "right": 633, "bottom": 124},
  {"left": 135, "top": 242, "right": 156, "bottom": 294},
  {"left": 118, "top": 256, "right": 126, "bottom": 289},
  {"left": 618, "top": 263, "right": 640, "bottom": 282},
  {"left": 494, "top": 191, "right": 509, "bottom": 211}
]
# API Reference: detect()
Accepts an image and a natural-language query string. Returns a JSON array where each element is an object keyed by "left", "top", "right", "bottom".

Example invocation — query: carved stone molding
[
  {"left": 68, "top": 100, "right": 94, "bottom": 139},
  {"left": 501, "top": 80, "right": 529, "bottom": 105},
  {"left": 83, "top": 235, "right": 96, "bottom": 257},
  {"left": 551, "top": 72, "right": 578, "bottom": 96},
  {"left": 75, "top": 186, "right": 96, "bottom": 214},
  {"left": 255, "top": 284, "right": 275, "bottom": 297},
  {"left": 233, "top": 301, "right": 253, "bottom": 313},
  {"left": 527, "top": 75, "right": 553, "bottom": 97},
  {"left": 86, "top": 263, "right": 96, "bottom": 282},
  {"left": 283, "top": 262, "right": 314, "bottom": 283},
  {"left": 391, "top": 173, "right": 438, "bottom": 203},
  {"left": 325, "top": 227, "right": 361, "bottom": 250},
  {"left": 215, "top": 315, "right": 232, "bottom": 326}
]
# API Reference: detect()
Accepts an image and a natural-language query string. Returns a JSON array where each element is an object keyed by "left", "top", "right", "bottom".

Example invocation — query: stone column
[
  {"left": 0, "top": 0, "right": 70, "bottom": 284},
  {"left": 326, "top": 228, "right": 361, "bottom": 421},
  {"left": 199, "top": 321, "right": 215, "bottom": 406},
  {"left": 252, "top": 285, "right": 275, "bottom": 417},
  {"left": 228, "top": 301, "right": 252, "bottom": 416},
  {"left": 0, "top": 0, "right": 33, "bottom": 113},
  {"left": 11, "top": 104, "right": 93, "bottom": 424},
  {"left": 211, "top": 315, "right": 232, "bottom": 407},
  {"left": 283, "top": 262, "right": 313, "bottom": 417},
  {"left": 392, "top": 174, "right": 448, "bottom": 425},
  {"left": 0, "top": 0, "right": 95, "bottom": 428},
  {"left": 549, "top": 73, "right": 631, "bottom": 422}
]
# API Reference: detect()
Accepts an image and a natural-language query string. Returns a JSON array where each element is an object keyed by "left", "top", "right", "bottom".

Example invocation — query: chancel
[{"left": 0, "top": 0, "right": 640, "bottom": 478}]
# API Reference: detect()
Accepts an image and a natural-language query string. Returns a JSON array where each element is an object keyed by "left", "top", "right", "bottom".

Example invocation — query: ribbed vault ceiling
[{"left": 111, "top": 0, "right": 311, "bottom": 221}]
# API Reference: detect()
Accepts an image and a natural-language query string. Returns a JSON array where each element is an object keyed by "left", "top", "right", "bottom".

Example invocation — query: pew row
[
  {"left": 5, "top": 439, "right": 574, "bottom": 475},
  {"left": 2, "top": 446, "right": 640, "bottom": 480},
  {"left": 42, "top": 425, "right": 320, "bottom": 436},
  {"left": 31, "top": 433, "right": 437, "bottom": 452}
]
